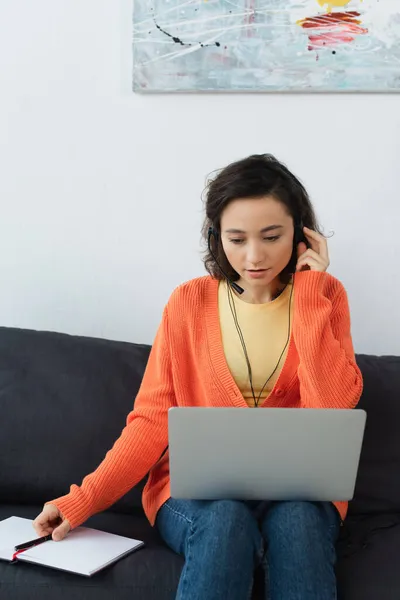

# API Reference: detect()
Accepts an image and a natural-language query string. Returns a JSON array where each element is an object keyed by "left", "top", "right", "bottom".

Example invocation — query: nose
[{"left": 246, "top": 241, "right": 265, "bottom": 266}]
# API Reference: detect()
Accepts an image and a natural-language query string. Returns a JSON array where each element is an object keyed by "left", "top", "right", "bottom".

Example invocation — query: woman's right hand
[{"left": 33, "top": 504, "right": 71, "bottom": 541}]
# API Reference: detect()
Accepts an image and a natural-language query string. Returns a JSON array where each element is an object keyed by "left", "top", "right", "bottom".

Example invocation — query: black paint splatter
[
  {"left": 151, "top": 8, "right": 221, "bottom": 49},
  {"left": 154, "top": 20, "right": 189, "bottom": 46}
]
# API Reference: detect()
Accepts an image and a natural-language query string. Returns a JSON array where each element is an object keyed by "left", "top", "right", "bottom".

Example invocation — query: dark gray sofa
[{"left": 0, "top": 325, "right": 399, "bottom": 599}]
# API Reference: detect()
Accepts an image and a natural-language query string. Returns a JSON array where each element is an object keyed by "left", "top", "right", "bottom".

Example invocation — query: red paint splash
[
  {"left": 297, "top": 11, "right": 368, "bottom": 53},
  {"left": 244, "top": 0, "right": 256, "bottom": 37}
]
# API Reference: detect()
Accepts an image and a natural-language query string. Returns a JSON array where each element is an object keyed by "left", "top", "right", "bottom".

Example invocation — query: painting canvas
[{"left": 133, "top": 0, "right": 400, "bottom": 92}]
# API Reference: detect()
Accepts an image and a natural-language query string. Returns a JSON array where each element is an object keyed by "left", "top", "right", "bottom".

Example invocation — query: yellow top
[{"left": 218, "top": 278, "right": 295, "bottom": 407}]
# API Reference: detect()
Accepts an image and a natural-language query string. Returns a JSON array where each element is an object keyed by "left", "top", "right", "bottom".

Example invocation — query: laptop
[{"left": 168, "top": 407, "right": 366, "bottom": 502}]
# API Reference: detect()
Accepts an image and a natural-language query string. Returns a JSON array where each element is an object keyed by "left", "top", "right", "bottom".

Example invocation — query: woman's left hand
[{"left": 296, "top": 226, "right": 330, "bottom": 272}]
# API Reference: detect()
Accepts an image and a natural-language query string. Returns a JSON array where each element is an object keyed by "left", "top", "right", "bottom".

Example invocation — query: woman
[{"left": 34, "top": 154, "right": 363, "bottom": 599}]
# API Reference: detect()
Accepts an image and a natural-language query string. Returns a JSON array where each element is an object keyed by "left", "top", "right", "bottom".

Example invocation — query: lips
[{"left": 246, "top": 268, "right": 270, "bottom": 279}]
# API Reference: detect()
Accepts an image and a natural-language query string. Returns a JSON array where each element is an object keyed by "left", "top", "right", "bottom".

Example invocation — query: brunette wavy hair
[{"left": 202, "top": 154, "right": 324, "bottom": 284}]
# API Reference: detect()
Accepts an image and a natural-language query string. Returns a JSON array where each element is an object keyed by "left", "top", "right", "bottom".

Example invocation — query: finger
[
  {"left": 303, "top": 226, "right": 324, "bottom": 241},
  {"left": 302, "top": 228, "right": 320, "bottom": 254},
  {"left": 33, "top": 522, "right": 49, "bottom": 536},
  {"left": 33, "top": 513, "right": 54, "bottom": 536},
  {"left": 298, "top": 248, "right": 324, "bottom": 264},
  {"left": 303, "top": 227, "right": 329, "bottom": 261},
  {"left": 296, "top": 256, "right": 323, "bottom": 271},
  {"left": 33, "top": 505, "right": 62, "bottom": 535},
  {"left": 52, "top": 520, "right": 70, "bottom": 542},
  {"left": 296, "top": 252, "right": 322, "bottom": 268},
  {"left": 298, "top": 245, "right": 328, "bottom": 272}
]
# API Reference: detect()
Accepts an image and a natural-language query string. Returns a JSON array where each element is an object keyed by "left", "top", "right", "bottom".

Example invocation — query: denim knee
[
  {"left": 202, "top": 500, "right": 258, "bottom": 533},
  {"left": 197, "top": 500, "right": 263, "bottom": 558},
  {"left": 262, "top": 501, "right": 340, "bottom": 542}
]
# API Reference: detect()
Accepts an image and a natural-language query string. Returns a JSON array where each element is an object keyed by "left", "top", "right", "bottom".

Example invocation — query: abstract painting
[{"left": 133, "top": 1, "right": 400, "bottom": 92}]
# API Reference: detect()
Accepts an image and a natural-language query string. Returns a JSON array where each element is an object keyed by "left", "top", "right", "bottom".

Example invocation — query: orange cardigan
[{"left": 50, "top": 271, "right": 363, "bottom": 528}]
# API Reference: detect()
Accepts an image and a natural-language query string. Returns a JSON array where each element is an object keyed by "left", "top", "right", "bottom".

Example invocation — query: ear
[{"left": 297, "top": 241, "right": 307, "bottom": 259}]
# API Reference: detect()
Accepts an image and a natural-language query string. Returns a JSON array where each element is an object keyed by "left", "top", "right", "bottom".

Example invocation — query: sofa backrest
[
  {"left": 0, "top": 327, "right": 151, "bottom": 514},
  {"left": 1, "top": 327, "right": 399, "bottom": 517}
]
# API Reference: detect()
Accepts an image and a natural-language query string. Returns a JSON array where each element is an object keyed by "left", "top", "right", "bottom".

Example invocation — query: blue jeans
[{"left": 156, "top": 498, "right": 341, "bottom": 600}]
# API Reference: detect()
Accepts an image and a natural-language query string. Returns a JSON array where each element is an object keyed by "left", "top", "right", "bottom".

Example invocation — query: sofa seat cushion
[
  {"left": 336, "top": 513, "right": 400, "bottom": 600},
  {"left": 0, "top": 505, "right": 182, "bottom": 600}
]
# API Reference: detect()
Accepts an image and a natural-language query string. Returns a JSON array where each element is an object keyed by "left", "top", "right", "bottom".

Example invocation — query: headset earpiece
[
  {"left": 294, "top": 224, "right": 303, "bottom": 246},
  {"left": 294, "top": 220, "right": 310, "bottom": 249},
  {"left": 208, "top": 226, "right": 219, "bottom": 242}
]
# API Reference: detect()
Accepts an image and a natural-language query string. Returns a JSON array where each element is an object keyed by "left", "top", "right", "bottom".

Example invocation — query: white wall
[{"left": 0, "top": 0, "right": 399, "bottom": 355}]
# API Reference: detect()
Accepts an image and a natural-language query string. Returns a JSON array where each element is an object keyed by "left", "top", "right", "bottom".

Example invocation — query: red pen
[
  {"left": 14, "top": 533, "right": 53, "bottom": 551},
  {"left": 14, "top": 533, "right": 51, "bottom": 550},
  {"left": 11, "top": 533, "right": 53, "bottom": 562}
]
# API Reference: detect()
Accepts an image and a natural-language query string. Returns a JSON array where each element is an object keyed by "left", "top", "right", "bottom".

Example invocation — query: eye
[
  {"left": 229, "top": 239, "right": 244, "bottom": 244},
  {"left": 264, "top": 236, "right": 281, "bottom": 242}
]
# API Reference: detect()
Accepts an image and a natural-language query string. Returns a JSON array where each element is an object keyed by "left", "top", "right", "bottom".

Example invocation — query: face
[{"left": 220, "top": 196, "right": 295, "bottom": 288}]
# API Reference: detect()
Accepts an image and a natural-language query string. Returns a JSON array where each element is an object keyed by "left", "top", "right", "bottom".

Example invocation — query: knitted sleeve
[
  {"left": 293, "top": 271, "right": 363, "bottom": 409},
  {"left": 48, "top": 305, "right": 175, "bottom": 529}
]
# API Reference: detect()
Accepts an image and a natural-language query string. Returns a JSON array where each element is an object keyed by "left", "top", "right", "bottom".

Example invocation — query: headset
[{"left": 207, "top": 220, "right": 309, "bottom": 407}]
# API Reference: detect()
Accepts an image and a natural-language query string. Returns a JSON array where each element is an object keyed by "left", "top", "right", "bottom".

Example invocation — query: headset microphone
[{"left": 207, "top": 227, "right": 245, "bottom": 295}]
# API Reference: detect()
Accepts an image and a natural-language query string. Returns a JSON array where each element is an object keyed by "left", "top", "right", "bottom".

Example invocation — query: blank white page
[
  {"left": 0, "top": 516, "right": 39, "bottom": 560},
  {"left": 21, "top": 525, "right": 143, "bottom": 576}
]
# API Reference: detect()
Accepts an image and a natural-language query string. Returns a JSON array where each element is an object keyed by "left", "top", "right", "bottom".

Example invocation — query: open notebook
[{"left": 0, "top": 516, "right": 144, "bottom": 576}]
